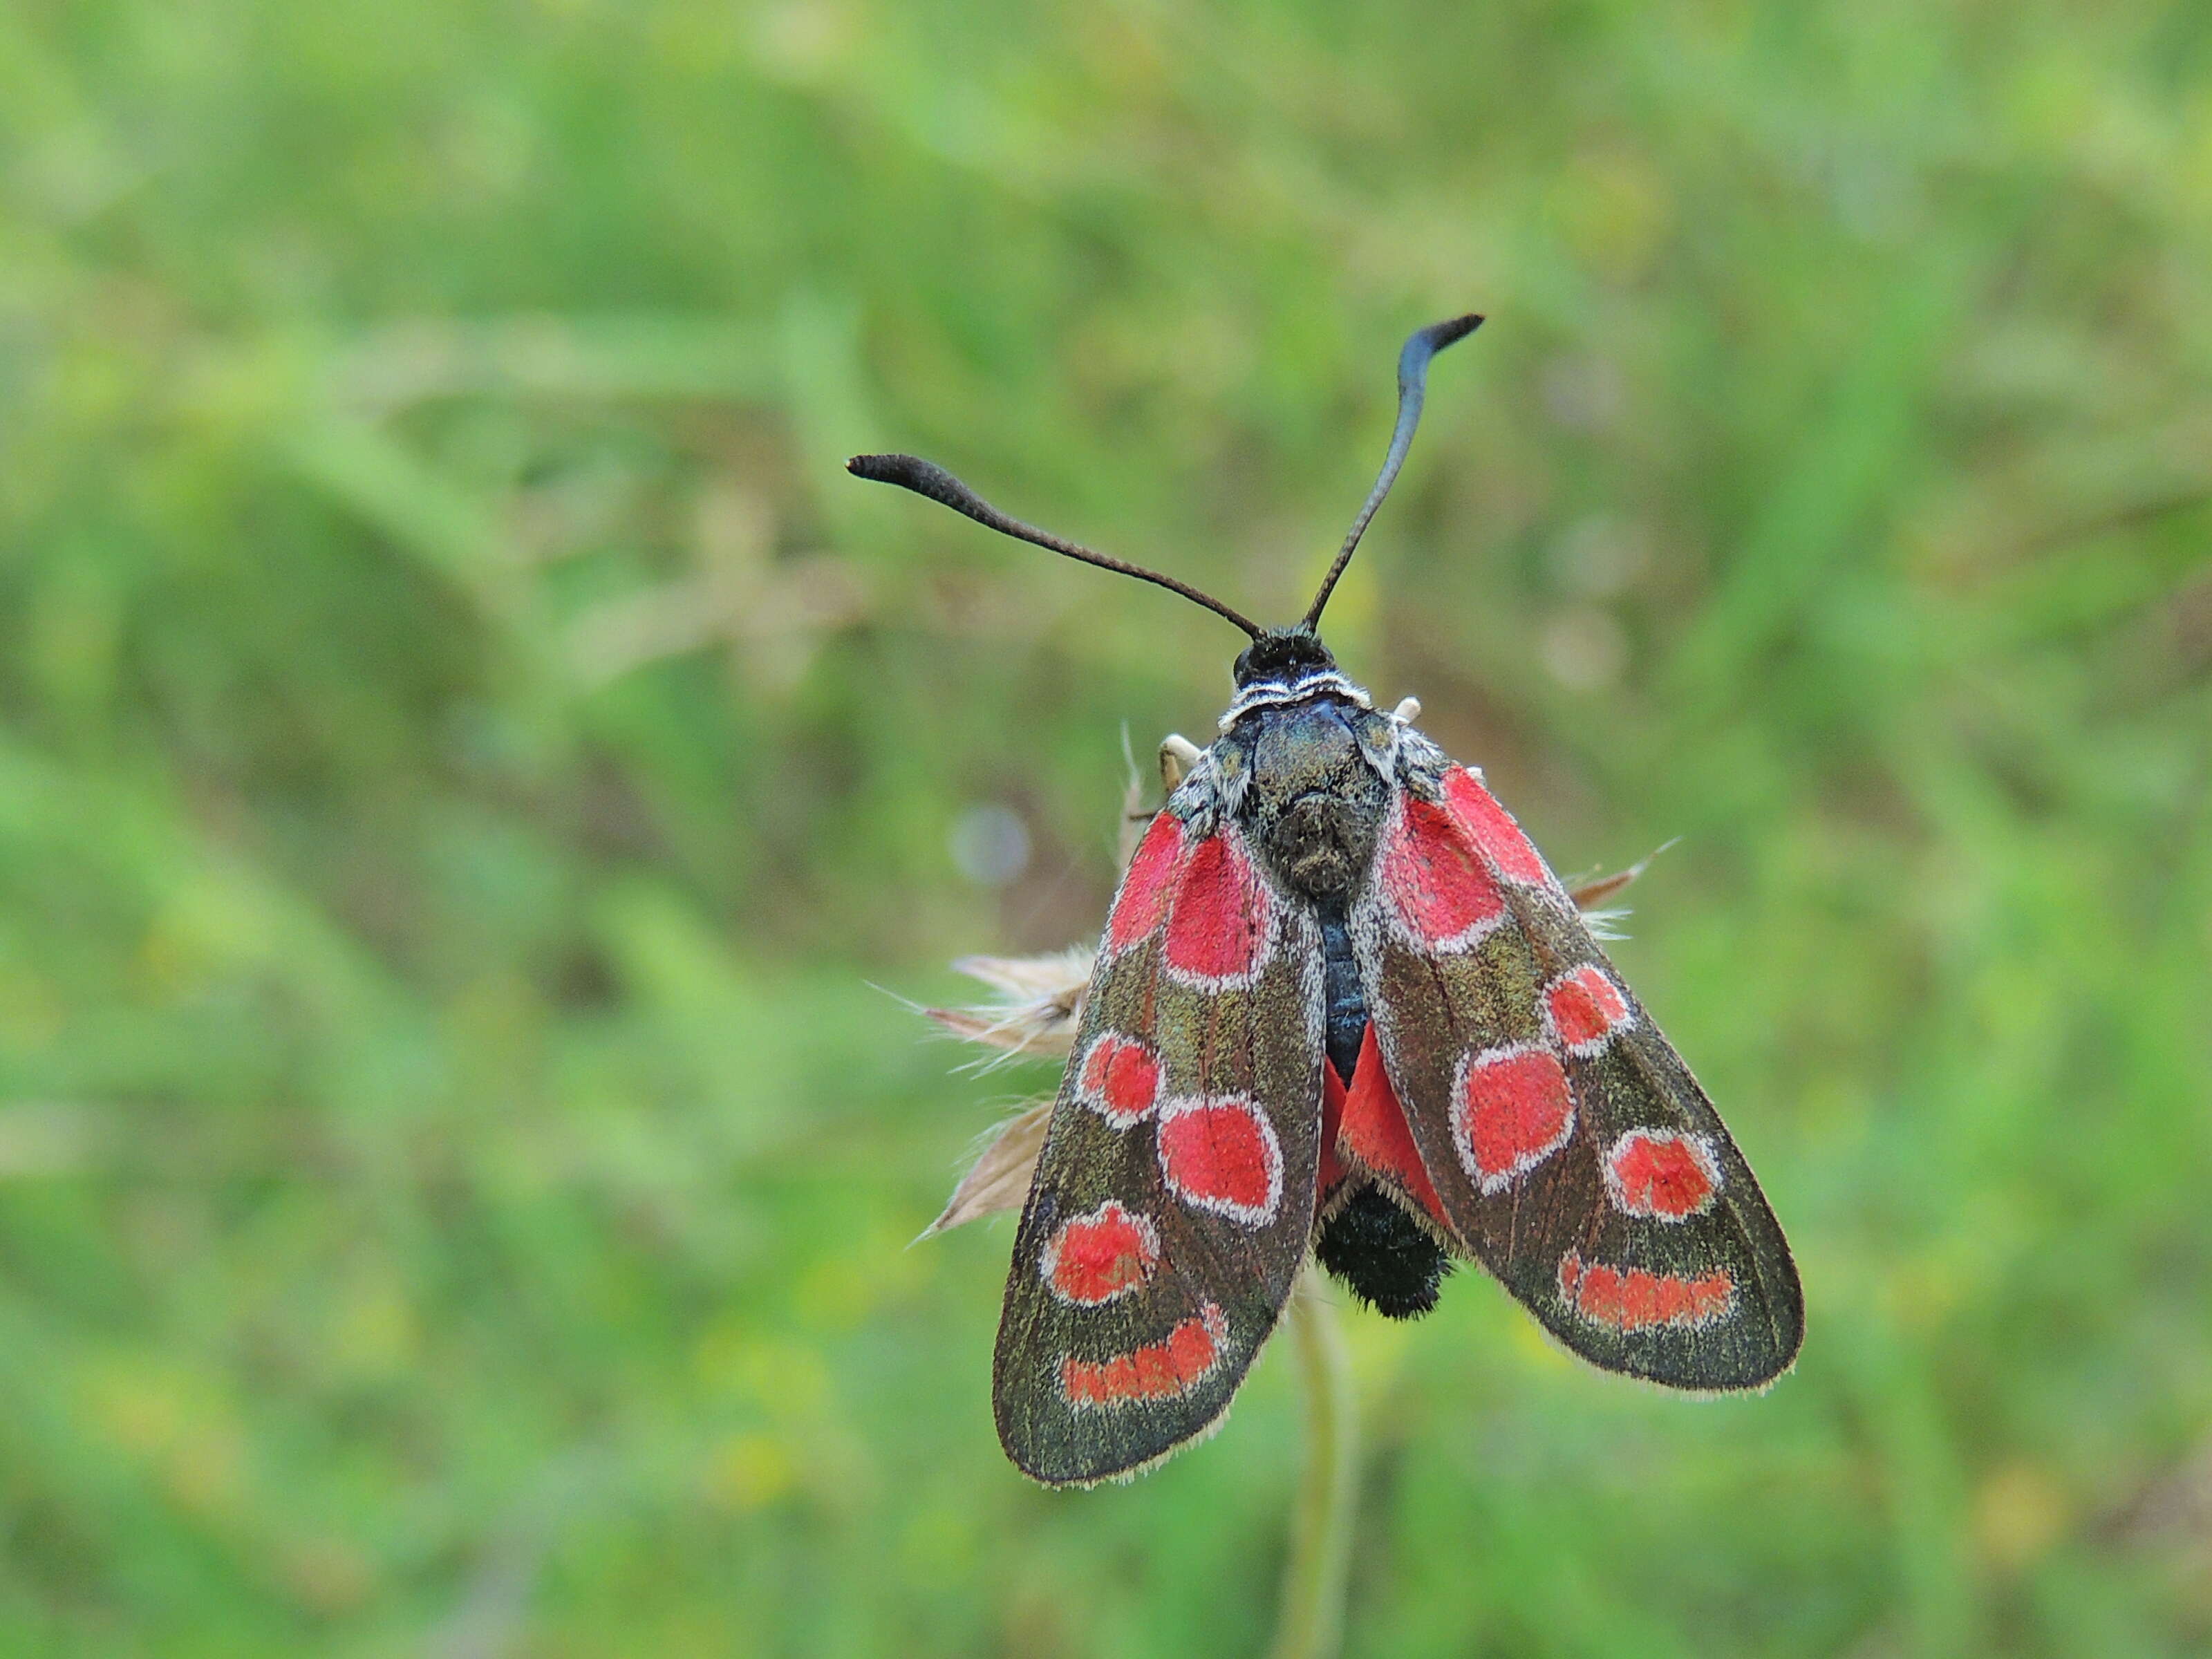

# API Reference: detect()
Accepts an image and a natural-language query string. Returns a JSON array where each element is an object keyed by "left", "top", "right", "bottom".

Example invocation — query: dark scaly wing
[
  {"left": 993, "top": 805, "right": 1325, "bottom": 1484},
  {"left": 1349, "top": 753, "right": 1802, "bottom": 1389}
]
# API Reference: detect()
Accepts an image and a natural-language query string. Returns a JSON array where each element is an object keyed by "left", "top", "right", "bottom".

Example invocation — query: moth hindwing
[{"left": 859, "top": 314, "right": 1799, "bottom": 1484}]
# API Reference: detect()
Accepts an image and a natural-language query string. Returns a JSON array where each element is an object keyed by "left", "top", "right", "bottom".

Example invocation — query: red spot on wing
[
  {"left": 1443, "top": 767, "right": 1550, "bottom": 887},
  {"left": 1041, "top": 1200, "right": 1161, "bottom": 1305},
  {"left": 1382, "top": 797, "right": 1506, "bottom": 948},
  {"left": 1546, "top": 964, "right": 1633, "bottom": 1053},
  {"left": 1338, "top": 1024, "right": 1455, "bottom": 1233},
  {"left": 1156, "top": 1096, "right": 1283, "bottom": 1226},
  {"left": 1060, "top": 1303, "right": 1228, "bottom": 1407},
  {"left": 1107, "top": 814, "right": 1184, "bottom": 952},
  {"left": 1455, "top": 1046, "right": 1575, "bottom": 1191},
  {"left": 1604, "top": 1130, "right": 1721, "bottom": 1221},
  {"left": 1077, "top": 1033, "right": 1161, "bottom": 1127},
  {"left": 1162, "top": 832, "right": 1271, "bottom": 984},
  {"left": 1559, "top": 1250, "right": 1734, "bottom": 1331}
]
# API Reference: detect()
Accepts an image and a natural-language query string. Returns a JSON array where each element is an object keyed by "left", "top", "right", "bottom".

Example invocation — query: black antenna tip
[
  {"left": 847, "top": 453, "right": 984, "bottom": 518},
  {"left": 848, "top": 452, "right": 923, "bottom": 486},
  {"left": 1419, "top": 314, "right": 1483, "bottom": 358}
]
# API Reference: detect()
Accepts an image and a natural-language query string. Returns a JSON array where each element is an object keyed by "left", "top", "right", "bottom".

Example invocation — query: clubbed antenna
[
  {"left": 1301, "top": 313, "right": 1483, "bottom": 631},
  {"left": 847, "top": 453, "right": 1263, "bottom": 640}
]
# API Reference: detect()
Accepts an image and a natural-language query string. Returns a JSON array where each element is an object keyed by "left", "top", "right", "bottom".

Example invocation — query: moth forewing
[
  {"left": 1349, "top": 747, "right": 1803, "bottom": 1389},
  {"left": 990, "top": 809, "right": 1326, "bottom": 1486}
]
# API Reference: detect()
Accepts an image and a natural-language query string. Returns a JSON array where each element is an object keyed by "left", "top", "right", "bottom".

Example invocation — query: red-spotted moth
[{"left": 851, "top": 315, "right": 1802, "bottom": 1486}]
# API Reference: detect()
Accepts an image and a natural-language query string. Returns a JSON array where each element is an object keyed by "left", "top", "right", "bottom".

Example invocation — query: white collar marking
[{"left": 1219, "top": 671, "right": 1374, "bottom": 731}]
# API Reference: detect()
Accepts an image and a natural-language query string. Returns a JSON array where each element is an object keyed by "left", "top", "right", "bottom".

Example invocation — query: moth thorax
[
  {"left": 1241, "top": 701, "right": 1388, "bottom": 903},
  {"left": 1266, "top": 792, "right": 1378, "bottom": 902}
]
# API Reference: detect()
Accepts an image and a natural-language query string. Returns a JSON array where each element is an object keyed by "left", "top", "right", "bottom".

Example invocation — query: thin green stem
[{"left": 1267, "top": 1266, "right": 1359, "bottom": 1659}]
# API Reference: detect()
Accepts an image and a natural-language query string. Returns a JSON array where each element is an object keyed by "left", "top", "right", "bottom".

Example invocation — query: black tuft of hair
[
  {"left": 1232, "top": 627, "right": 1338, "bottom": 688},
  {"left": 1315, "top": 1186, "right": 1452, "bottom": 1319}
]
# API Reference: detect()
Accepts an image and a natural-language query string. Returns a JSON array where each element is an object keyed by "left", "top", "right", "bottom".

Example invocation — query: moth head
[
  {"left": 846, "top": 314, "right": 1482, "bottom": 660},
  {"left": 1231, "top": 627, "right": 1337, "bottom": 688}
]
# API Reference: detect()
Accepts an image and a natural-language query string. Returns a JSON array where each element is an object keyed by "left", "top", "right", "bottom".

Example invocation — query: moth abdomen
[{"left": 1315, "top": 1186, "right": 1453, "bottom": 1320}]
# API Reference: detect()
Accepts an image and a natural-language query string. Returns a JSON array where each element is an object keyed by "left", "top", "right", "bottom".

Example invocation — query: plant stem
[{"left": 1267, "top": 1265, "right": 1358, "bottom": 1659}]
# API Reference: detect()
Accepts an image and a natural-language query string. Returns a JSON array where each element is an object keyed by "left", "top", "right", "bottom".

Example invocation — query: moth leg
[
  {"left": 1390, "top": 696, "right": 1421, "bottom": 724},
  {"left": 1159, "top": 733, "right": 1203, "bottom": 791}
]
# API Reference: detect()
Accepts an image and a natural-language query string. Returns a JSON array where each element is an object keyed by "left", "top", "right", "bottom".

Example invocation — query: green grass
[{"left": 2, "top": 1, "right": 2211, "bottom": 1652}]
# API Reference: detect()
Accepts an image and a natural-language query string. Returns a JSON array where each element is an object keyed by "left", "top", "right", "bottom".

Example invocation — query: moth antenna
[
  {"left": 1302, "top": 313, "right": 1483, "bottom": 632},
  {"left": 847, "top": 453, "right": 1264, "bottom": 640}
]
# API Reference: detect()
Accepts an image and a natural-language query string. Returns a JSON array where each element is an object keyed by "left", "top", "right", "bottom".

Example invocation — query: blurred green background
[{"left": 3, "top": 1, "right": 2211, "bottom": 1653}]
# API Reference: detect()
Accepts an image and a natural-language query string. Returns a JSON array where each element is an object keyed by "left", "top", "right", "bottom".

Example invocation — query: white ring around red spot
[
  {"left": 1039, "top": 1199, "right": 1163, "bottom": 1306},
  {"left": 1380, "top": 796, "right": 1509, "bottom": 954},
  {"left": 1452, "top": 1042, "right": 1576, "bottom": 1194},
  {"left": 1059, "top": 1302, "right": 1229, "bottom": 1409},
  {"left": 1602, "top": 1128, "right": 1722, "bottom": 1222},
  {"left": 1557, "top": 1249, "right": 1734, "bottom": 1331},
  {"left": 1074, "top": 1031, "right": 1162, "bottom": 1129},
  {"left": 1161, "top": 830, "right": 1274, "bottom": 990},
  {"left": 1543, "top": 963, "right": 1635, "bottom": 1056},
  {"left": 1155, "top": 1094, "right": 1284, "bottom": 1227}
]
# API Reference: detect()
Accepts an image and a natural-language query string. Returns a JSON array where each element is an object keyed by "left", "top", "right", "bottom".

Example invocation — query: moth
[{"left": 850, "top": 315, "right": 1803, "bottom": 1486}]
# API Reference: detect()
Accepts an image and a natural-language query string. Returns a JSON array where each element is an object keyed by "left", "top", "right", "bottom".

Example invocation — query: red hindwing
[{"left": 1331, "top": 1024, "right": 1454, "bottom": 1235}]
